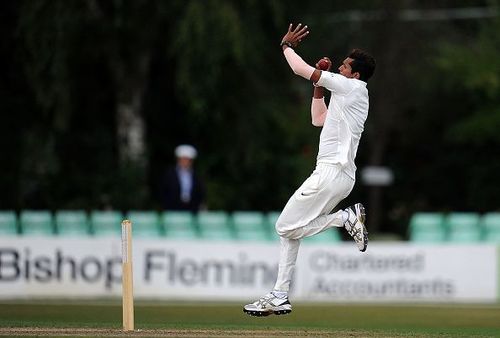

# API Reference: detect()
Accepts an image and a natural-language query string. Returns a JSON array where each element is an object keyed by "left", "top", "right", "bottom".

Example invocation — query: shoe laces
[
  {"left": 345, "top": 216, "right": 358, "bottom": 233},
  {"left": 346, "top": 217, "right": 364, "bottom": 242},
  {"left": 349, "top": 226, "right": 363, "bottom": 242},
  {"left": 254, "top": 293, "right": 274, "bottom": 307}
]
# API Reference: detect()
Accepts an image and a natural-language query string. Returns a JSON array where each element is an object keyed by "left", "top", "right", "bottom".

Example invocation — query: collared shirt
[
  {"left": 176, "top": 167, "right": 193, "bottom": 202},
  {"left": 315, "top": 72, "right": 369, "bottom": 179}
]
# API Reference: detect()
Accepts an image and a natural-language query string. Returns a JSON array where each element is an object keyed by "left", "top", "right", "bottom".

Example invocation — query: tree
[{"left": 432, "top": 14, "right": 500, "bottom": 210}]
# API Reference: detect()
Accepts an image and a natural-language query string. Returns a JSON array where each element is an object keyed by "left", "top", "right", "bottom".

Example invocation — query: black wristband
[{"left": 280, "top": 41, "right": 293, "bottom": 48}]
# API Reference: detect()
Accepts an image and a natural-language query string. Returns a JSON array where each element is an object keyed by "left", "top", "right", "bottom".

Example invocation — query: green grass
[{"left": 1, "top": 301, "right": 500, "bottom": 337}]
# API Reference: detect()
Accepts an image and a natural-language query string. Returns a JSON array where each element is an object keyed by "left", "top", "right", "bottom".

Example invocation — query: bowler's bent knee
[{"left": 275, "top": 219, "right": 297, "bottom": 239}]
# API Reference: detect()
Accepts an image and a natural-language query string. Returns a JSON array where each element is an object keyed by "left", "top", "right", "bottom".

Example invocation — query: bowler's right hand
[
  {"left": 315, "top": 57, "right": 332, "bottom": 71},
  {"left": 281, "top": 23, "right": 309, "bottom": 48}
]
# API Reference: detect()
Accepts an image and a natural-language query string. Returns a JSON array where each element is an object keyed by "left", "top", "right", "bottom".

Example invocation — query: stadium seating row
[
  {"left": 409, "top": 212, "right": 500, "bottom": 243},
  {"left": 0, "top": 210, "right": 342, "bottom": 242},
  {"left": 3, "top": 210, "right": 498, "bottom": 243}
]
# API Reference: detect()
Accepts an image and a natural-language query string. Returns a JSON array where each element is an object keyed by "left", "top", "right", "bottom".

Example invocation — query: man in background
[{"left": 161, "top": 144, "right": 205, "bottom": 212}]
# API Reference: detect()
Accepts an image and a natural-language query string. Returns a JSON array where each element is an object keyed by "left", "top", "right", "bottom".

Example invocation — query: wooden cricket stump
[{"left": 121, "top": 220, "right": 134, "bottom": 331}]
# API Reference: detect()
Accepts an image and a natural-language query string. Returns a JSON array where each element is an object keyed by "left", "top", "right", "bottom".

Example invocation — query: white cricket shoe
[
  {"left": 243, "top": 291, "right": 292, "bottom": 317},
  {"left": 344, "top": 203, "right": 368, "bottom": 252}
]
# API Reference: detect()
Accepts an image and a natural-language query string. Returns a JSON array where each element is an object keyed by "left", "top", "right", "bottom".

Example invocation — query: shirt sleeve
[
  {"left": 311, "top": 97, "right": 327, "bottom": 126},
  {"left": 283, "top": 48, "right": 315, "bottom": 80},
  {"left": 316, "top": 72, "right": 354, "bottom": 95}
]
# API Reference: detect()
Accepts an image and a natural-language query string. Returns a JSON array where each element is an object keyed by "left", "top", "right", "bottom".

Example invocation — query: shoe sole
[
  {"left": 243, "top": 309, "right": 292, "bottom": 317},
  {"left": 355, "top": 203, "right": 368, "bottom": 252}
]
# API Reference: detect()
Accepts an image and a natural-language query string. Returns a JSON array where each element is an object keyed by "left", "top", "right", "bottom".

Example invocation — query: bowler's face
[{"left": 338, "top": 57, "right": 359, "bottom": 79}]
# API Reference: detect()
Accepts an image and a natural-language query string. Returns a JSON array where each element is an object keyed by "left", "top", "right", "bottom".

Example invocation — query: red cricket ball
[{"left": 318, "top": 59, "right": 329, "bottom": 71}]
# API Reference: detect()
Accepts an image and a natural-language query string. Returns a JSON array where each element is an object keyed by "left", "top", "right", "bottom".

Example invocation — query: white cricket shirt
[{"left": 315, "top": 72, "right": 369, "bottom": 179}]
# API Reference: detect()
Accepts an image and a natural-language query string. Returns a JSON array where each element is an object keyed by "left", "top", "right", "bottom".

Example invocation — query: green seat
[
  {"left": 409, "top": 212, "right": 446, "bottom": 242},
  {"left": 445, "top": 212, "right": 481, "bottom": 242},
  {"left": 161, "top": 211, "right": 198, "bottom": 239},
  {"left": 197, "top": 211, "right": 234, "bottom": 240},
  {"left": 304, "top": 228, "right": 342, "bottom": 243},
  {"left": 20, "top": 210, "right": 54, "bottom": 235},
  {"left": 0, "top": 211, "right": 18, "bottom": 235},
  {"left": 90, "top": 210, "right": 123, "bottom": 236},
  {"left": 125, "top": 211, "right": 161, "bottom": 237},
  {"left": 480, "top": 212, "right": 500, "bottom": 243},
  {"left": 232, "top": 211, "right": 270, "bottom": 241},
  {"left": 266, "top": 211, "right": 281, "bottom": 241},
  {"left": 55, "top": 210, "right": 90, "bottom": 236}
]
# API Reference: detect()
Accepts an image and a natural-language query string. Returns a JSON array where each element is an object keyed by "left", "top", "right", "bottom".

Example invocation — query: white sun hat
[{"left": 175, "top": 144, "right": 197, "bottom": 159}]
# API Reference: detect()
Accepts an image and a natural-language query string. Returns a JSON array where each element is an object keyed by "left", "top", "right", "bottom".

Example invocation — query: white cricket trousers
[{"left": 273, "top": 163, "right": 355, "bottom": 292}]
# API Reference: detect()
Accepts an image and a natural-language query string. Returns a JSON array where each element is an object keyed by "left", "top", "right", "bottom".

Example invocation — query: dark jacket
[{"left": 161, "top": 166, "right": 205, "bottom": 212}]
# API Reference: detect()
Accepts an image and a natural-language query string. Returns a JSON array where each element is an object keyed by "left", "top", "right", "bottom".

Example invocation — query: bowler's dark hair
[{"left": 348, "top": 49, "right": 376, "bottom": 82}]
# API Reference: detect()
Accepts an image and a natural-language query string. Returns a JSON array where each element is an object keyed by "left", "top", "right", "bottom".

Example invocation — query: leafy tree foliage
[{"left": 432, "top": 15, "right": 500, "bottom": 210}]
